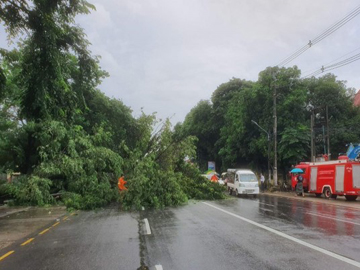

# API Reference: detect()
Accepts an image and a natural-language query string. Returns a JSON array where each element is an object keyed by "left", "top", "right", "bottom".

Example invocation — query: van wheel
[
  {"left": 345, "top": 195, "right": 358, "bottom": 201},
  {"left": 315, "top": 193, "right": 322, "bottom": 198},
  {"left": 235, "top": 189, "right": 239, "bottom": 197},
  {"left": 323, "top": 187, "right": 332, "bottom": 199},
  {"left": 228, "top": 188, "right": 232, "bottom": 195}
]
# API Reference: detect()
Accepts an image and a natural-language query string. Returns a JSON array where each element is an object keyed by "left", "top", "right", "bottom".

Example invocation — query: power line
[
  {"left": 302, "top": 51, "right": 360, "bottom": 78},
  {"left": 277, "top": 4, "right": 360, "bottom": 67},
  {"left": 302, "top": 45, "right": 360, "bottom": 75}
]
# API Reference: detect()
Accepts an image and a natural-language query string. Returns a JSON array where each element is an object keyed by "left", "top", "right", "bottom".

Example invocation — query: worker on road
[
  {"left": 260, "top": 173, "right": 265, "bottom": 192},
  {"left": 210, "top": 174, "right": 219, "bottom": 183},
  {"left": 295, "top": 174, "right": 304, "bottom": 197},
  {"left": 118, "top": 174, "right": 127, "bottom": 191}
]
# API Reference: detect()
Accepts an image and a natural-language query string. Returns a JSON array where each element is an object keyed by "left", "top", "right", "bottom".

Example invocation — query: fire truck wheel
[
  {"left": 228, "top": 187, "right": 232, "bottom": 195},
  {"left": 345, "top": 195, "right": 358, "bottom": 201},
  {"left": 323, "top": 187, "right": 332, "bottom": 199},
  {"left": 315, "top": 193, "right": 322, "bottom": 198}
]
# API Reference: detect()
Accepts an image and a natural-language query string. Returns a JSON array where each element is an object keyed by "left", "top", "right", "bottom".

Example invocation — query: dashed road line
[
  {"left": 203, "top": 202, "right": 360, "bottom": 269},
  {"left": 0, "top": 251, "right": 14, "bottom": 261},
  {"left": 144, "top": 218, "right": 151, "bottom": 235},
  {"left": 259, "top": 207, "right": 274, "bottom": 213},
  {"left": 20, "top": 238, "right": 34, "bottom": 246},
  {"left": 0, "top": 213, "right": 79, "bottom": 263},
  {"left": 70, "top": 212, "right": 76, "bottom": 216},
  {"left": 155, "top": 265, "right": 163, "bottom": 270},
  {"left": 39, "top": 228, "right": 50, "bottom": 235}
]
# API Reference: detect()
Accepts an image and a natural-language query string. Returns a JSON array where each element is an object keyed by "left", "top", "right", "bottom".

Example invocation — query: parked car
[{"left": 226, "top": 169, "right": 259, "bottom": 197}]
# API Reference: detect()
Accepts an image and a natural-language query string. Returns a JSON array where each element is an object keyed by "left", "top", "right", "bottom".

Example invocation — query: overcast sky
[{"left": 2, "top": 1, "right": 360, "bottom": 124}]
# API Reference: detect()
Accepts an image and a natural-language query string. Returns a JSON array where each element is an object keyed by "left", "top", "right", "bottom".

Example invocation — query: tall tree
[
  {"left": 0, "top": 0, "right": 105, "bottom": 122},
  {"left": 181, "top": 100, "right": 216, "bottom": 171}
]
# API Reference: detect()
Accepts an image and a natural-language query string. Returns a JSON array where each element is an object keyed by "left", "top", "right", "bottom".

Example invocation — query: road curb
[
  {"left": 261, "top": 191, "right": 360, "bottom": 209},
  {"left": 0, "top": 207, "right": 31, "bottom": 218}
]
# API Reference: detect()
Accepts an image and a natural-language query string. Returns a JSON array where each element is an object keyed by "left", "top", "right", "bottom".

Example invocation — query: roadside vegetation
[
  {"left": 179, "top": 71, "right": 360, "bottom": 178},
  {"left": 0, "top": 0, "right": 225, "bottom": 209},
  {"left": 1, "top": 1, "right": 359, "bottom": 209}
]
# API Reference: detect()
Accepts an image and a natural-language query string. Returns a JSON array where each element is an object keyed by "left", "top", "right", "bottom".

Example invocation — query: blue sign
[{"left": 208, "top": 161, "right": 215, "bottom": 171}]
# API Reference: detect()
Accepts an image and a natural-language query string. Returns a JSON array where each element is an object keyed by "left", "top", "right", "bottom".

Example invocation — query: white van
[{"left": 226, "top": 169, "right": 259, "bottom": 197}]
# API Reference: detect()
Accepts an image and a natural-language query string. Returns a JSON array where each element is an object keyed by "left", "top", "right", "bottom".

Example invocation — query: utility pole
[
  {"left": 273, "top": 75, "right": 278, "bottom": 186},
  {"left": 310, "top": 109, "right": 315, "bottom": 162},
  {"left": 326, "top": 105, "right": 330, "bottom": 159},
  {"left": 251, "top": 120, "right": 271, "bottom": 185}
]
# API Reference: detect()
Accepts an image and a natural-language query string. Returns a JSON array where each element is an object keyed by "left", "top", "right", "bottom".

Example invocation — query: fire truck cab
[{"left": 291, "top": 158, "right": 360, "bottom": 201}]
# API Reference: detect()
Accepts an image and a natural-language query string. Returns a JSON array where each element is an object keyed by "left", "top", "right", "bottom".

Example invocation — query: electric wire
[
  {"left": 302, "top": 51, "right": 360, "bottom": 78},
  {"left": 277, "top": 4, "right": 360, "bottom": 67},
  {"left": 302, "top": 45, "right": 360, "bottom": 75}
]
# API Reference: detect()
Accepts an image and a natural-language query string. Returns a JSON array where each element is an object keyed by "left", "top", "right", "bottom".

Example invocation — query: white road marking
[
  {"left": 259, "top": 207, "right": 274, "bottom": 213},
  {"left": 144, "top": 218, "right": 151, "bottom": 235},
  {"left": 155, "top": 265, "right": 163, "bottom": 270},
  {"left": 203, "top": 202, "right": 360, "bottom": 269},
  {"left": 307, "top": 212, "right": 360, "bottom": 226},
  {"left": 259, "top": 202, "right": 276, "bottom": 208}
]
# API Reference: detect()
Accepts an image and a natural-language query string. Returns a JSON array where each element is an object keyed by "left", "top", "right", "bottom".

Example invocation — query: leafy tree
[
  {"left": 304, "top": 74, "right": 360, "bottom": 158},
  {"left": 120, "top": 117, "right": 225, "bottom": 209},
  {"left": 181, "top": 100, "right": 217, "bottom": 171},
  {"left": 0, "top": 1, "right": 226, "bottom": 210},
  {"left": 184, "top": 66, "right": 360, "bottom": 180},
  {"left": 0, "top": 0, "right": 103, "bottom": 122},
  {"left": 278, "top": 125, "right": 310, "bottom": 165}
]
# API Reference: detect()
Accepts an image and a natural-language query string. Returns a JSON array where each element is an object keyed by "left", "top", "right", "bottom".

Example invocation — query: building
[{"left": 354, "top": 90, "right": 360, "bottom": 107}]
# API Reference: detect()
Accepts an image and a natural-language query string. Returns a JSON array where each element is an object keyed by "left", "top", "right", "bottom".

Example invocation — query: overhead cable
[
  {"left": 302, "top": 45, "right": 360, "bottom": 75},
  {"left": 302, "top": 52, "right": 360, "bottom": 78},
  {"left": 277, "top": 4, "right": 360, "bottom": 67}
]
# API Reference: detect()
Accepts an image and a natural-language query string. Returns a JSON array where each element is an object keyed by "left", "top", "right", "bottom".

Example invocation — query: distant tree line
[{"left": 177, "top": 67, "right": 360, "bottom": 181}]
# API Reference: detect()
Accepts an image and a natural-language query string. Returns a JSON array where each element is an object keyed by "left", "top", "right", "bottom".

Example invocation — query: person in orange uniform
[
  {"left": 118, "top": 174, "right": 127, "bottom": 191},
  {"left": 210, "top": 174, "right": 218, "bottom": 183}
]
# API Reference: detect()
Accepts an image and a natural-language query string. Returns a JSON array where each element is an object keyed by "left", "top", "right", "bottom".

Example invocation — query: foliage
[
  {"left": 0, "top": 0, "right": 226, "bottom": 210},
  {"left": 181, "top": 66, "right": 360, "bottom": 179},
  {"left": 279, "top": 125, "right": 310, "bottom": 164},
  {"left": 2, "top": 0, "right": 359, "bottom": 210},
  {"left": 120, "top": 118, "right": 225, "bottom": 209},
  {"left": 5, "top": 175, "right": 53, "bottom": 206},
  {"left": 179, "top": 162, "right": 226, "bottom": 200},
  {"left": 177, "top": 100, "right": 215, "bottom": 171},
  {"left": 0, "top": 0, "right": 104, "bottom": 122}
]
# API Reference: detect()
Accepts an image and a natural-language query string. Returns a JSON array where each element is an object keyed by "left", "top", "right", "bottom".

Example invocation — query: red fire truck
[{"left": 291, "top": 157, "right": 360, "bottom": 201}]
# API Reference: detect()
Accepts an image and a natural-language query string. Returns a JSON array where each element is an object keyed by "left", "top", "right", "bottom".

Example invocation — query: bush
[
  {"left": 120, "top": 156, "right": 188, "bottom": 210},
  {"left": 5, "top": 175, "right": 54, "bottom": 206},
  {"left": 179, "top": 163, "right": 226, "bottom": 200},
  {"left": 63, "top": 189, "right": 119, "bottom": 210}
]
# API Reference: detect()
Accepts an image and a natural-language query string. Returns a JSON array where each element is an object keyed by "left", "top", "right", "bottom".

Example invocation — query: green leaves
[
  {"left": 181, "top": 65, "right": 360, "bottom": 178},
  {"left": 279, "top": 126, "right": 310, "bottom": 164},
  {"left": 5, "top": 175, "right": 54, "bottom": 206}
]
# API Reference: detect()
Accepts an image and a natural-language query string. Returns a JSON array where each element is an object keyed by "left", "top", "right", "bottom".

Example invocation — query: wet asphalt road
[
  {"left": 1, "top": 195, "right": 360, "bottom": 270},
  {"left": 143, "top": 196, "right": 360, "bottom": 270},
  {"left": 0, "top": 207, "right": 141, "bottom": 270}
]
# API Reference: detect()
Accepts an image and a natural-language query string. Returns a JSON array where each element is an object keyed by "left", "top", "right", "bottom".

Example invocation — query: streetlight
[{"left": 251, "top": 120, "right": 271, "bottom": 187}]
